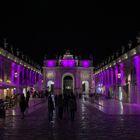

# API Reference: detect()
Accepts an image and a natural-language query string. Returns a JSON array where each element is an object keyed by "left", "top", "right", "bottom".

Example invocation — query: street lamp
[
  {"left": 118, "top": 72, "right": 121, "bottom": 79},
  {"left": 14, "top": 72, "right": 18, "bottom": 78},
  {"left": 118, "top": 65, "right": 121, "bottom": 79}
]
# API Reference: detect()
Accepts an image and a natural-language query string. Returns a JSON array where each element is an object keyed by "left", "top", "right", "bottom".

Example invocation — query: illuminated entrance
[
  {"left": 82, "top": 81, "right": 89, "bottom": 94},
  {"left": 62, "top": 74, "right": 74, "bottom": 94}
]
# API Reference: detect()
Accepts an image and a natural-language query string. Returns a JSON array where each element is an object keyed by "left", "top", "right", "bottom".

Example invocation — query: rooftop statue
[{"left": 63, "top": 50, "right": 74, "bottom": 60}]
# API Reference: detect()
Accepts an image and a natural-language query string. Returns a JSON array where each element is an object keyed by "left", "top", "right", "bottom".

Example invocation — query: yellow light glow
[
  {"left": 47, "top": 72, "right": 54, "bottom": 79},
  {"left": 7, "top": 80, "right": 11, "bottom": 83},
  {"left": 125, "top": 54, "right": 128, "bottom": 59},
  {"left": 132, "top": 49, "right": 136, "bottom": 55},
  {"left": 0, "top": 79, "right": 3, "bottom": 82}
]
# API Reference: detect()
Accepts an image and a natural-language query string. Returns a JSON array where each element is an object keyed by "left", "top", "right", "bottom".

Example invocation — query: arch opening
[
  {"left": 82, "top": 81, "right": 89, "bottom": 95},
  {"left": 62, "top": 73, "right": 74, "bottom": 94}
]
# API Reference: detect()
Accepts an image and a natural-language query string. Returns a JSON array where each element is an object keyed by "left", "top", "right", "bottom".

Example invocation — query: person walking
[
  {"left": 25, "top": 90, "right": 30, "bottom": 108},
  {"left": 63, "top": 93, "right": 69, "bottom": 113},
  {"left": 19, "top": 94, "right": 26, "bottom": 119},
  {"left": 55, "top": 94, "right": 58, "bottom": 117},
  {"left": 57, "top": 94, "right": 64, "bottom": 120},
  {"left": 48, "top": 93, "right": 54, "bottom": 121},
  {"left": 69, "top": 93, "right": 77, "bottom": 121}
]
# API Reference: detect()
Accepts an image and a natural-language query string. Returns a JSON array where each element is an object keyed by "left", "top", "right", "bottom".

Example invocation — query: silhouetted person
[
  {"left": 63, "top": 93, "right": 69, "bottom": 112},
  {"left": 45, "top": 89, "right": 49, "bottom": 99},
  {"left": 57, "top": 94, "right": 64, "bottom": 120},
  {"left": 26, "top": 91, "right": 30, "bottom": 109},
  {"left": 48, "top": 94, "right": 54, "bottom": 121},
  {"left": 19, "top": 94, "right": 26, "bottom": 119},
  {"left": 69, "top": 93, "right": 77, "bottom": 121}
]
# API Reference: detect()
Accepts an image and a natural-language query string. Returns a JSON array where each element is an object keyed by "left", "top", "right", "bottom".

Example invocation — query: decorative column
[
  {"left": 17, "top": 65, "right": 21, "bottom": 93},
  {"left": 105, "top": 70, "right": 108, "bottom": 96},
  {"left": 134, "top": 56, "right": 140, "bottom": 104},
  {"left": 90, "top": 67, "right": 94, "bottom": 94},
  {"left": 103, "top": 70, "right": 106, "bottom": 95},
  {"left": 11, "top": 63, "right": 15, "bottom": 84},
  {"left": 110, "top": 68, "right": 114, "bottom": 87},
  {"left": 29, "top": 70, "right": 32, "bottom": 86},
  {"left": 120, "top": 63, "right": 125, "bottom": 86},
  {"left": 107, "top": 69, "right": 110, "bottom": 88},
  {"left": 22, "top": 67, "right": 25, "bottom": 87},
  {"left": 31, "top": 71, "right": 33, "bottom": 85},
  {"left": 76, "top": 69, "right": 81, "bottom": 95},
  {"left": 115, "top": 65, "right": 118, "bottom": 99},
  {"left": 26, "top": 69, "right": 29, "bottom": 86}
]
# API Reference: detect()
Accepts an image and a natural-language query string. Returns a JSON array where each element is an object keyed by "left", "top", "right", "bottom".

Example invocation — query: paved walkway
[
  {"left": 1, "top": 99, "right": 140, "bottom": 139},
  {"left": 88, "top": 96, "right": 140, "bottom": 115},
  {"left": 5, "top": 98, "right": 46, "bottom": 117}
]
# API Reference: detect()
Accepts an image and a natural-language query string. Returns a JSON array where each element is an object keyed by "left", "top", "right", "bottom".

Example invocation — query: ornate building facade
[
  {"left": 43, "top": 50, "right": 94, "bottom": 95},
  {"left": 0, "top": 46, "right": 42, "bottom": 99},
  {"left": 94, "top": 39, "right": 140, "bottom": 104}
]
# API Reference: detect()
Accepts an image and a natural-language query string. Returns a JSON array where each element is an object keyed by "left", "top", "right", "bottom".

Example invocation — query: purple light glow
[
  {"left": 120, "top": 63, "right": 125, "bottom": 85},
  {"left": 111, "top": 68, "right": 114, "bottom": 86},
  {"left": 134, "top": 56, "right": 140, "bottom": 103},
  {"left": 61, "top": 60, "right": 75, "bottom": 67},
  {"left": 81, "top": 60, "right": 90, "bottom": 67},
  {"left": 47, "top": 60, "right": 56, "bottom": 67},
  {"left": 12, "top": 63, "right": 15, "bottom": 84},
  {"left": 115, "top": 66, "right": 118, "bottom": 84},
  {"left": 17, "top": 65, "right": 20, "bottom": 86}
]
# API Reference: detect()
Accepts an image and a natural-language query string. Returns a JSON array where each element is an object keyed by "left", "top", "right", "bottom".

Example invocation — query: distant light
[
  {"left": 15, "top": 72, "right": 18, "bottom": 78},
  {"left": 81, "top": 60, "right": 90, "bottom": 68},
  {"left": 119, "top": 59, "right": 121, "bottom": 63},
  {"left": 118, "top": 73, "right": 121, "bottom": 78},
  {"left": 61, "top": 60, "right": 75, "bottom": 67},
  {"left": 132, "top": 49, "right": 136, "bottom": 55}
]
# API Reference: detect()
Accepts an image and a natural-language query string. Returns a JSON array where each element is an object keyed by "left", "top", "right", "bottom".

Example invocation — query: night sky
[{"left": 0, "top": 2, "right": 140, "bottom": 67}]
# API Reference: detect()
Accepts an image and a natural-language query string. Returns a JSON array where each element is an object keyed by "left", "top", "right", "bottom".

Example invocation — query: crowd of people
[
  {"left": 19, "top": 90, "right": 77, "bottom": 121},
  {"left": 47, "top": 91, "right": 77, "bottom": 122}
]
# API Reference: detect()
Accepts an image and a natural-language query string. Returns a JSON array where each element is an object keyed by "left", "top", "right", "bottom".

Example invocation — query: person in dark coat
[
  {"left": 69, "top": 93, "right": 77, "bottom": 121},
  {"left": 19, "top": 94, "right": 26, "bottom": 119},
  {"left": 57, "top": 94, "right": 64, "bottom": 120},
  {"left": 25, "top": 90, "right": 30, "bottom": 109},
  {"left": 48, "top": 93, "right": 54, "bottom": 121}
]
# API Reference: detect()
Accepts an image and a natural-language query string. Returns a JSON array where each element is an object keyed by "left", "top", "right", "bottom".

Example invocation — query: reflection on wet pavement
[
  {"left": 1, "top": 99, "right": 140, "bottom": 140},
  {"left": 90, "top": 98, "right": 140, "bottom": 115}
]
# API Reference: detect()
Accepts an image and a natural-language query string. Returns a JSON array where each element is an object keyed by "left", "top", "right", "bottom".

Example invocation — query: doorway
[
  {"left": 82, "top": 81, "right": 89, "bottom": 95},
  {"left": 62, "top": 75, "right": 74, "bottom": 94}
]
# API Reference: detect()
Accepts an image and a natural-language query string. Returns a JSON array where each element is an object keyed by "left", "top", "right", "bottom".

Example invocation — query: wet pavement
[
  {"left": 5, "top": 98, "right": 46, "bottom": 116},
  {"left": 88, "top": 97, "right": 140, "bottom": 115},
  {"left": 1, "top": 98, "right": 140, "bottom": 140}
]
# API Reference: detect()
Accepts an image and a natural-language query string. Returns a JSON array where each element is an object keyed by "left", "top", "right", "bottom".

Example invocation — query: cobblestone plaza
[{"left": 1, "top": 98, "right": 140, "bottom": 140}]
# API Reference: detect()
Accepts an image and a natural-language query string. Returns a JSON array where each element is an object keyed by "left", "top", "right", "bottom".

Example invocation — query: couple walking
[{"left": 19, "top": 91, "right": 30, "bottom": 119}]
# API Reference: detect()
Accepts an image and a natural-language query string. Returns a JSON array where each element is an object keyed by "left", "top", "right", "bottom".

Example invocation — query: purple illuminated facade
[
  {"left": 43, "top": 50, "right": 94, "bottom": 95},
  {"left": 0, "top": 47, "right": 42, "bottom": 99},
  {"left": 94, "top": 43, "right": 140, "bottom": 104}
]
